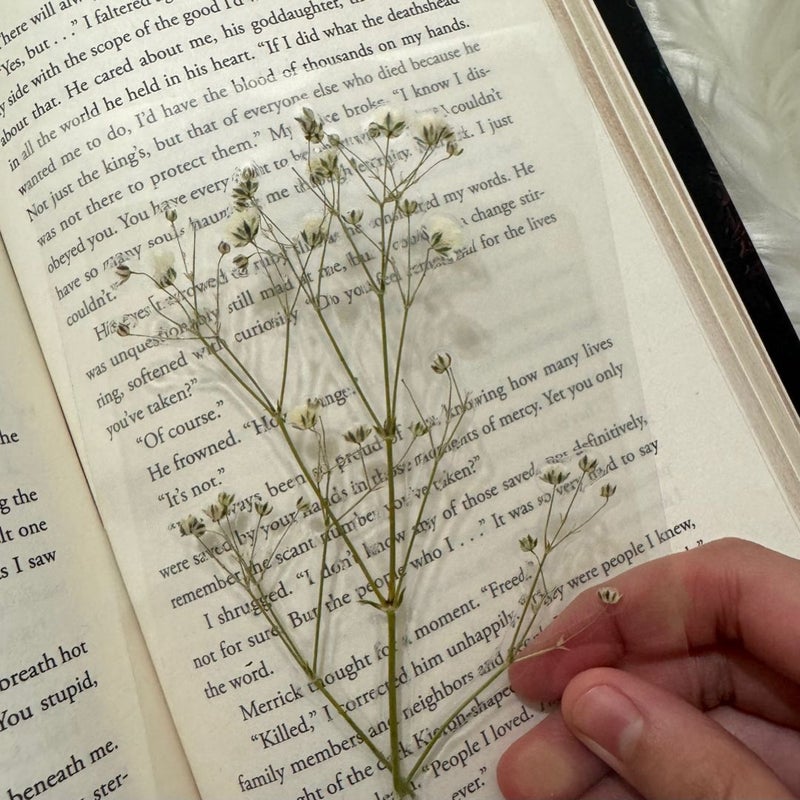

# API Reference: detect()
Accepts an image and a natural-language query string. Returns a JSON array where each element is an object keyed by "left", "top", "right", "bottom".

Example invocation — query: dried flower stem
[{"left": 118, "top": 106, "right": 616, "bottom": 798}]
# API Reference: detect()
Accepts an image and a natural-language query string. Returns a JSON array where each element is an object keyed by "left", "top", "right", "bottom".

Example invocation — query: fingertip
[
  {"left": 508, "top": 634, "right": 620, "bottom": 705},
  {"left": 564, "top": 679, "right": 644, "bottom": 767},
  {"left": 559, "top": 669, "right": 795, "bottom": 799},
  {"left": 495, "top": 736, "right": 582, "bottom": 800},
  {"left": 496, "top": 712, "right": 607, "bottom": 799}
]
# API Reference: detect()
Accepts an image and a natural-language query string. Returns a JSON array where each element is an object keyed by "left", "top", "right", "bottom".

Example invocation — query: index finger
[{"left": 509, "top": 538, "right": 800, "bottom": 703}]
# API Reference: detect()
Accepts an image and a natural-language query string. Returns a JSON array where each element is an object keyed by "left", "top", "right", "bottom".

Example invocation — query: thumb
[{"left": 561, "top": 668, "right": 794, "bottom": 800}]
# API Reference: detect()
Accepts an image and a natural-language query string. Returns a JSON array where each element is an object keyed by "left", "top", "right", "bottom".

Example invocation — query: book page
[
  {"left": 0, "top": 241, "right": 199, "bottom": 799},
  {"left": 0, "top": 1, "right": 798, "bottom": 798}
]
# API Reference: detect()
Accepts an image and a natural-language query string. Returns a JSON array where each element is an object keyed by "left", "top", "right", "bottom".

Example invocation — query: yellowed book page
[
  {"left": 0, "top": 240, "right": 198, "bottom": 799},
  {"left": 0, "top": 1, "right": 797, "bottom": 798}
]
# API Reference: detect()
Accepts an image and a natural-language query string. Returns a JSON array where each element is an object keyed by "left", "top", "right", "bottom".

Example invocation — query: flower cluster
[
  {"left": 231, "top": 165, "right": 259, "bottom": 211},
  {"left": 416, "top": 112, "right": 463, "bottom": 156},
  {"left": 301, "top": 216, "right": 326, "bottom": 249},
  {"left": 308, "top": 150, "right": 340, "bottom": 185},
  {"left": 226, "top": 208, "right": 260, "bottom": 248},
  {"left": 423, "top": 214, "right": 463, "bottom": 258},
  {"left": 368, "top": 107, "right": 406, "bottom": 139},
  {"left": 287, "top": 399, "right": 322, "bottom": 431},
  {"left": 178, "top": 492, "right": 237, "bottom": 535},
  {"left": 295, "top": 106, "right": 324, "bottom": 143}
]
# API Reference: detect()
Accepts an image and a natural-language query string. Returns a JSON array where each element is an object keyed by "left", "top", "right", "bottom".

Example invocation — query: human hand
[{"left": 496, "top": 538, "right": 800, "bottom": 799}]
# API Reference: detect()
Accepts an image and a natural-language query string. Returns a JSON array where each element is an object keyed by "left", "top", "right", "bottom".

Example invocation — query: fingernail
[{"left": 571, "top": 684, "right": 643, "bottom": 763}]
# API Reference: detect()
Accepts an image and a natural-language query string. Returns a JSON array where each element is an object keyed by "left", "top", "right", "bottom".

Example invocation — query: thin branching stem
[{"left": 125, "top": 109, "right": 617, "bottom": 799}]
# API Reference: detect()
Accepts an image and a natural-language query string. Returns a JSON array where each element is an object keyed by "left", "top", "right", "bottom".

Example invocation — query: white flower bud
[
  {"left": 301, "top": 216, "right": 326, "bottom": 249},
  {"left": 431, "top": 353, "right": 452, "bottom": 374},
  {"left": 598, "top": 587, "right": 622, "bottom": 605},
  {"left": 414, "top": 111, "right": 456, "bottom": 147},
  {"left": 288, "top": 398, "right": 322, "bottom": 430},
  {"left": 226, "top": 208, "right": 260, "bottom": 247},
  {"left": 538, "top": 465, "right": 570, "bottom": 486},
  {"left": 179, "top": 515, "right": 206, "bottom": 537},
  {"left": 422, "top": 213, "right": 463, "bottom": 259},
  {"left": 295, "top": 107, "right": 324, "bottom": 143},
  {"left": 151, "top": 249, "right": 177, "bottom": 288}
]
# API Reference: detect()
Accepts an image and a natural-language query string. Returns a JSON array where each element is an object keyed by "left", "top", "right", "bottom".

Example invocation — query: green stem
[
  {"left": 251, "top": 590, "right": 394, "bottom": 773},
  {"left": 194, "top": 322, "right": 387, "bottom": 605},
  {"left": 509, "top": 552, "right": 547, "bottom": 653},
  {"left": 387, "top": 608, "right": 405, "bottom": 797},
  {"left": 312, "top": 525, "right": 331, "bottom": 673},
  {"left": 406, "top": 659, "right": 510, "bottom": 784},
  {"left": 197, "top": 530, "right": 399, "bottom": 777}
]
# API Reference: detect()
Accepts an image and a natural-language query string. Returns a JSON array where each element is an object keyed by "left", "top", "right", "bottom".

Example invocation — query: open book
[{"left": 1, "top": 1, "right": 799, "bottom": 797}]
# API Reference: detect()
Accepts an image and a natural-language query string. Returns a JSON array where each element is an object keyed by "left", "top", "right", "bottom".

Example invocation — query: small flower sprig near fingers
[
  {"left": 508, "top": 454, "right": 617, "bottom": 656},
  {"left": 402, "top": 454, "right": 619, "bottom": 787}
]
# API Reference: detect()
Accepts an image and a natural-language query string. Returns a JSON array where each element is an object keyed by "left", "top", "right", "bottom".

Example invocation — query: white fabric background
[{"left": 641, "top": 0, "right": 800, "bottom": 337}]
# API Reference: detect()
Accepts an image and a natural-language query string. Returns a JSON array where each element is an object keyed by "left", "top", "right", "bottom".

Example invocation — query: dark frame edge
[{"left": 592, "top": 0, "right": 800, "bottom": 410}]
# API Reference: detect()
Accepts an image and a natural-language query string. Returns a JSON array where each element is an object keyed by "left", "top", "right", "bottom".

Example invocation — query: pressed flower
[
  {"left": 422, "top": 213, "right": 463, "bottom": 258},
  {"left": 344, "top": 424, "right": 372, "bottom": 445},
  {"left": 367, "top": 107, "right": 406, "bottom": 139},
  {"left": 226, "top": 208, "right": 260, "bottom": 247},
  {"left": 232, "top": 254, "right": 249, "bottom": 274},
  {"left": 343, "top": 208, "right": 363, "bottom": 226},
  {"left": 539, "top": 465, "right": 570, "bottom": 486},
  {"left": 409, "top": 421, "right": 429, "bottom": 438},
  {"left": 598, "top": 587, "right": 622, "bottom": 605},
  {"left": 217, "top": 492, "right": 235, "bottom": 511},
  {"left": 115, "top": 263, "right": 132, "bottom": 284},
  {"left": 254, "top": 501, "right": 273, "bottom": 517},
  {"left": 414, "top": 111, "right": 456, "bottom": 148},
  {"left": 308, "top": 150, "right": 340, "bottom": 185},
  {"left": 301, "top": 216, "right": 326, "bottom": 249},
  {"left": 295, "top": 106, "right": 324, "bottom": 143},
  {"left": 204, "top": 502, "right": 226, "bottom": 522},
  {"left": 151, "top": 249, "right": 177, "bottom": 288},
  {"left": 430, "top": 353, "right": 451, "bottom": 374},
  {"left": 179, "top": 515, "right": 206, "bottom": 537},
  {"left": 231, "top": 170, "right": 259, "bottom": 211},
  {"left": 288, "top": 398, "right": 322, "bottom": 430},
  {"left": 399, "top": 198, "right": 419, "bottom": 217},
  {"left": 116, "top": 104, "right": 620, "bottom": 796}
]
